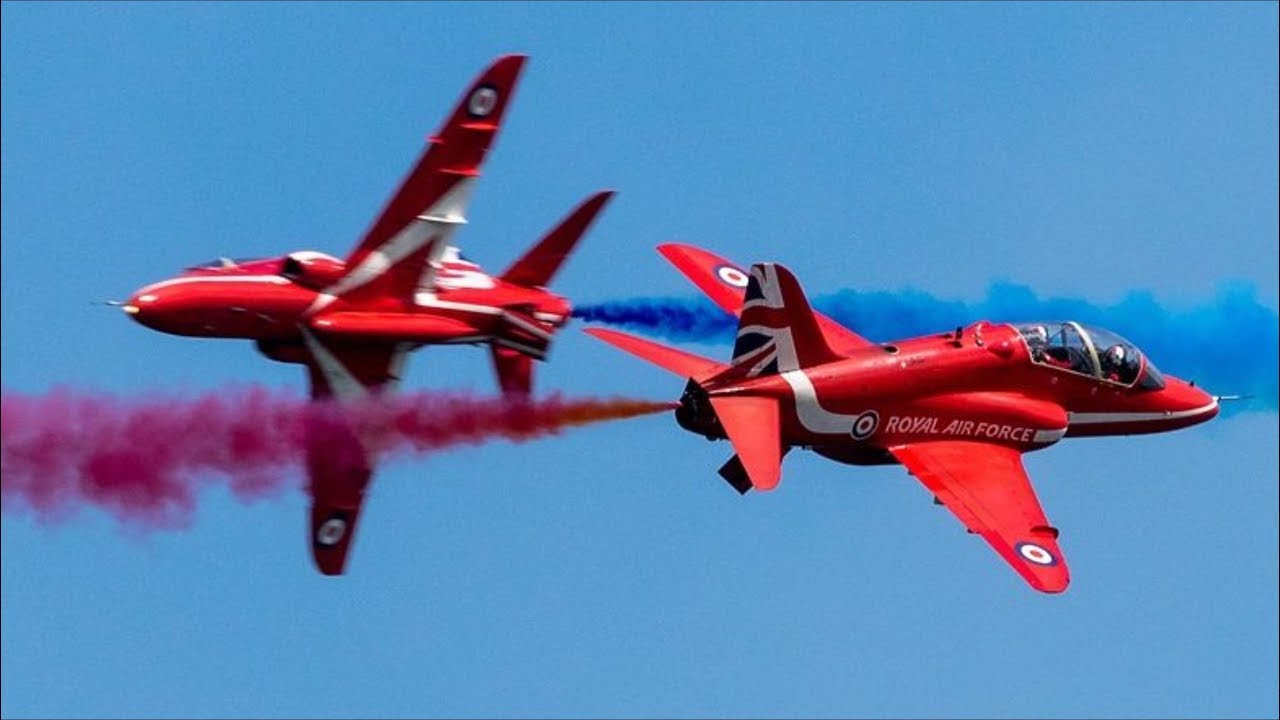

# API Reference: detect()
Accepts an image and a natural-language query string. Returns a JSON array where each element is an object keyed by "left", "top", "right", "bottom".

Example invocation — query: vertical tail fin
[
  {"left": 729, "top": 263, "right": 840, "bottom": 377},
  {"left": 501, "top": 190, "right": 615, "bottom": 288}
]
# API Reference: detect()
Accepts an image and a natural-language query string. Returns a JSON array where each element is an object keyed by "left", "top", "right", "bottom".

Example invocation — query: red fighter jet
[
  {"left": 120, "top": 55, "right": 615, "bottom": 575},
  {"left": 585, "top": 244, "right": 1220, "bottom": 593}
]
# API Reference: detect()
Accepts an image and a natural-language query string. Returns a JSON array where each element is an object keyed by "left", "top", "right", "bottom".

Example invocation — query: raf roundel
[
  {"left": 316, "top": 518, "right": 348, "bottom": 547},
  {"left": 851, "top": 410, "right": 880, "bottom": 441},
  {"left": 467, "top": 85, "right": 499, "bottom": 118},
  {"left": 1015, "top": 541, "right": 1057, "bottom": 566},
  {"left": 716, "top": 265, "right": 750, "bottom": 288}
]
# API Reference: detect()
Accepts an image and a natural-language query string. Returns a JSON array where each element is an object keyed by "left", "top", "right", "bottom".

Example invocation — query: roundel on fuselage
[{"left": 851, "top": 410, "right": 880, "bottom": 441}]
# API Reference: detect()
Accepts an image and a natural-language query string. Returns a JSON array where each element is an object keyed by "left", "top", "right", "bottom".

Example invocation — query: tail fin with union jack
[{"left": 729, "top": 263, "right": 840, "bottom": 377}]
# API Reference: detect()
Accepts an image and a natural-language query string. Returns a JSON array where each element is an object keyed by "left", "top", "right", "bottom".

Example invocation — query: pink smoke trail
[{"left": 0, "top": 387, "right": 673, "bottom": 529}]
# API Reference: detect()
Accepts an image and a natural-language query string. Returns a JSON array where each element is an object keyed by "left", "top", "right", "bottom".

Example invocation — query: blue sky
[{"left": 2, "top": 3, "right": 1277, "bottom": 718}]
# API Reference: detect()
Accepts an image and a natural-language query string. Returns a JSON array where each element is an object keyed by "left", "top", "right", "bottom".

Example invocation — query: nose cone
[
  {"left": 122, "top": 284, "right": 178, "bottom": 332},
  {"left": 1159, "top": 376, "right": 1220, "bottom": 426}
]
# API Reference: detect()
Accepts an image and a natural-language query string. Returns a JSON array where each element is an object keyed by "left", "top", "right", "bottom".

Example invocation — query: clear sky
[{"left": 2, "top": 2, "right": 1277, "bottom": 718}]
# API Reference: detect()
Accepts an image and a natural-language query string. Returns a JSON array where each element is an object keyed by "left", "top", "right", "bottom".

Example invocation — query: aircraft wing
[
  {"left": 656, "top": 242, "right": 872, "bottom": 353},
  {"left": 301, "top": 331, "right": 412, "bottom": 575},
  {"left": 889, "top": 441, "right": 1070, "bottom": 593},
  {"left": 332, "top": 55, "right": 528, "bottom": 307}
]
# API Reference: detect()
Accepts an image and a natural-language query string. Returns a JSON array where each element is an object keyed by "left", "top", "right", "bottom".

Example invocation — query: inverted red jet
[
  {"left": 121, "top": 55, "right": 614, "bottom": 575},
  {"left": 586, "top": 244, "right": 1220, "bottom": 593}
]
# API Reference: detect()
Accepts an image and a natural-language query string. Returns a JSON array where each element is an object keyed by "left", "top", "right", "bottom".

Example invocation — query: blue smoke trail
[{"left": 573, "top": 282, "right": 1280, "bottom": 410}]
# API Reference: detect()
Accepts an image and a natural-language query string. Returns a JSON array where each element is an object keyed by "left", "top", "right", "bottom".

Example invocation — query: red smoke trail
[{"left": 0, "top": 387, "right": 673, "bottom": 528}]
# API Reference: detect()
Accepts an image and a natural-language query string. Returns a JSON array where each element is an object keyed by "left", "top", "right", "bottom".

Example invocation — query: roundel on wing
[
  {"left": 851, "top": 410, "right": 879, "bottom": 441},
  {"left": 1015, "top": 541, "right": 1057, "bottom": 566},
  {"left": 468, "top": 85, "right": 499, "bottom": 118},
  {"left": 715, "top": 265, "right": 750, "bottom": 288},
  {"left": 316, "top": 517, "right": 348, "bottom": 547}
]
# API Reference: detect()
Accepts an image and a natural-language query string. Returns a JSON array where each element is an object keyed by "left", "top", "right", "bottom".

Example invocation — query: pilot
[
  {"left": 1025, "top": 325, "right": 1050, "bottom": 361},
  {"left": 1102, "top": 344, "right": 1127, "bottom": 382}
]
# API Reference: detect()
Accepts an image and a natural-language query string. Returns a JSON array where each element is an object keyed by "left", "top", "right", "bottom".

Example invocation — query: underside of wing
[
  {"left": 890, "top": 440, "right": 1070, "bottom": 593},
  {"left": 301, "top": 332, "right": 411, "bottom": 575},
  {"left": 656, "top": 242, "right": 872, "bottom": 353},
  {"left": 307, "top": 452, "right": 371, "bottom": 577}
]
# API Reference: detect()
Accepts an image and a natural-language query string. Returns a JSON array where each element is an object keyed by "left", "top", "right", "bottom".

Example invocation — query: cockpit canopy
[
  {"left": 185, "top": 257, "right": 270, "bottom": 271},
  {"left": 1016, "top": 321, "right": 1165, "bottom": 390}
]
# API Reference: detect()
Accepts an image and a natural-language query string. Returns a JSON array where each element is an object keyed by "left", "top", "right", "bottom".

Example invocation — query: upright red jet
[
  {"left": 121, "top": 55, "right": 614, "bottom": 574},
  {"left": 586, "top": 244, "right": 1220, "bottom": 593}
]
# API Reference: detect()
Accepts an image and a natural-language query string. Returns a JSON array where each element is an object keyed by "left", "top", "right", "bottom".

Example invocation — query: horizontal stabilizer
[{"left": 584, "top": 327, "right": 725, "bottom": 378}]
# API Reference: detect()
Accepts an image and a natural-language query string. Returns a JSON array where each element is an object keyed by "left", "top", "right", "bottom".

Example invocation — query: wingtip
[
  {"left": 468, "top": 54, "right": 528, "bottom": 95},
  {"left": 492, "top": 53, "right": 530, "bottom": 67},
  {"left": 1023, "top": 564, "right": 1071, "bottom": 594},
  {"left": 1031, "top": 576, "right": 1071, "bottom": 594},
  {"left": 656, "top": 242, "right": 743, "bottom": 272},
  {"left": 584, "top": 189, "right": 618, "bottom": 207},
  {"left": 656, "top": 240, "right": 699, "bottom": 256},
  {"left": 482, "top": 54, "right": 528, "bottom": 82}
]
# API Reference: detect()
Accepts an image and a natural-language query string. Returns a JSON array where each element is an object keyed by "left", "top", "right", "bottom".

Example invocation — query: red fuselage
[
  {"left": 123, "top": 253, "right": 572, "bottom": 364},
  {"left": 678, "top": 321, "right": 1218, "bottom": 463}
]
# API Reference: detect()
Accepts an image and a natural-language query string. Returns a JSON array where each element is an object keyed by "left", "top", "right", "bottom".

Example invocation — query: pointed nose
[
  {"left": 1160, "top": 377, "right": 1220, "bottom": 426},
  {"left": 122, "top": 287, "right": 169, "bottom": 329}
]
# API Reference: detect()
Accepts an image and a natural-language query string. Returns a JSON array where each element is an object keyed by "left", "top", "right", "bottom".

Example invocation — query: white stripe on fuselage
[
  {"left": 412, "top": 294, "right": 504, "bottom": 315},
  {"left": 778, "top": 367, "right": 867, "bottom": 435},
  {"left": 1033, "top": 428, "right": 1068, "bottom": 443},
  {"left": 1067, "top": 399, "right": 1219, "bottom": 425},
  {"left": 139, "top": 275, "right": 291, "bottom": 293},
  {"left": 761, "top": 323, "right": 865, "bottom": 435}
]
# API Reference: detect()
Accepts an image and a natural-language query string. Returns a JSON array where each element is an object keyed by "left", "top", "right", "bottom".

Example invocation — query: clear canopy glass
[{"left": 1016, "top": 321, "right": 1163, "bottom": 389}]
